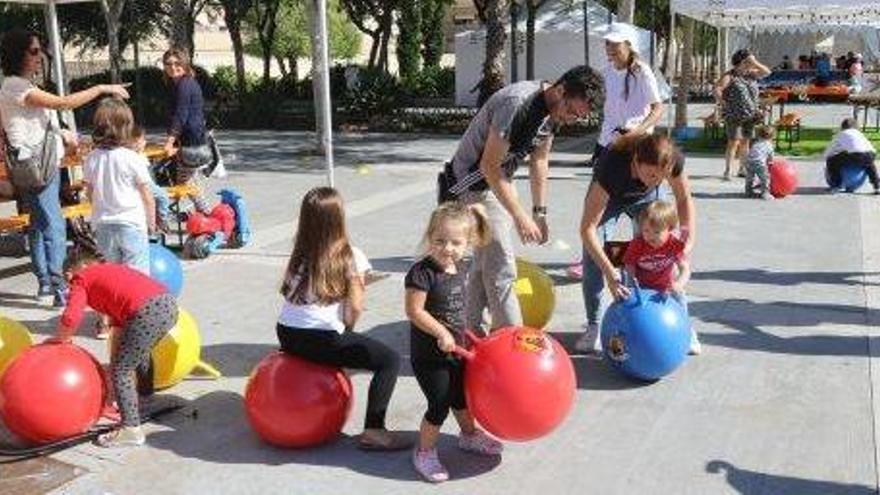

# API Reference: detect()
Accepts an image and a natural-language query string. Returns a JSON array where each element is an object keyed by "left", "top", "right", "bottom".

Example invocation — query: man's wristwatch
[{"left": 532, "top": 205, "right": 547, "bottom": 218}]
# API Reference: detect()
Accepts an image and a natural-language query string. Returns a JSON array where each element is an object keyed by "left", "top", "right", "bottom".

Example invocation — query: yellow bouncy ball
[
  {"left": 109, "top": 307, "right": 221, "bottom": 389},
  {"left": 0, "top": 316, "right": 33, "bottom": 377},
  {"left": 514, "top": 258, "right": 556, "bottom": 329}
]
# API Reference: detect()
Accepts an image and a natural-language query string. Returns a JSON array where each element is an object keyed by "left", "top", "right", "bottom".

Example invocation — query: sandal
[{"left": 357, "top": 430, "right": 413, "bottom": 452}]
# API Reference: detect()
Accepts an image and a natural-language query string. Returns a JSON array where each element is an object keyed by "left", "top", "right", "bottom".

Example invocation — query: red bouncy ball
[
  {"left": 458, "top": 327, "right": 576, "bottom": 442},
  {"left": 0, "top": 343, "right": 104, "bottom": 444},
  {"left": 244, "top": 352, "right": 353, "bottom": 448},
  {"left": 769, "top": 158, "right": 798, "bottom": 198}
]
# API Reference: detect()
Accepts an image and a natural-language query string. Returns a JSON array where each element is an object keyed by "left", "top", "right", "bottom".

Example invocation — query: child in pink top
[{"left": 623, "top": 200, "right": 700, "bottom": 354}]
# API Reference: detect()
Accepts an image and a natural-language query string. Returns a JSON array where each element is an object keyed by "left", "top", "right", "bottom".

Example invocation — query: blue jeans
[
  {"left": 149, "top": 180, "right": 171, "bottom": 222},
  {"left": 95, "top": 223, "right": 149, "bottom": 274},
  {"left": 25, "top": 172, "right": 66, "bottom": 290},
  {"left": 582, "top": 187, "right": 664, "bottom": 325}
]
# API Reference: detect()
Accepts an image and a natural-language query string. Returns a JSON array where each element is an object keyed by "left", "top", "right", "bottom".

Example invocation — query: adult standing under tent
[
  {"left": 437, "top": 65, "right": 604, "bottom": 332},
  {"left": 715, "top": 49, "right": 770, "bottom": 181}
]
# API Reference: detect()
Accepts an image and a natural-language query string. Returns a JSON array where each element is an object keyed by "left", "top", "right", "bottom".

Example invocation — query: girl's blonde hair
[
  {"left": 281, "top": 187, "right": 354, "bottom": 305},
  {"left": 92, "top": 97, "right": 134, "bottom": 149},
  {"left": 638, "top": 200, "right": 679, "bottom": 231},
  {"left": 420, "top": 201, "right": 491, "bottom": 252}
]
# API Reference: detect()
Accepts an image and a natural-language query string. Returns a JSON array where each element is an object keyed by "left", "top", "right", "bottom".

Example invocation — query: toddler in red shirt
[
  {"left": 622, "top": 200, "right": 701, "bottom": 355},
  {"left": 52, "top": 249, "right": 178, "bottom": 447}
]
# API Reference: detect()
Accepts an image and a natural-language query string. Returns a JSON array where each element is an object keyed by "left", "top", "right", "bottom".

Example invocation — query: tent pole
[
  {"left": 44, "top": 0, "right": 74, "bottom": 132},
  {"left": 312, "top": 0, "right": 334, "bottom": 187}
]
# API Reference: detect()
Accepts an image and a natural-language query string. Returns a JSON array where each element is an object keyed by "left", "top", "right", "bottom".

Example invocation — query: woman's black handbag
[{"left": 4, "top": 123, "right": 60, "bottom": 194}]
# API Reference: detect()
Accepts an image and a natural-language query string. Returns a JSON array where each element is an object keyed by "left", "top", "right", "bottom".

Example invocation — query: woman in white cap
[
  {"left": 589, "top": 22, "right": 665, "bottom": 165},
  {"left": 570, "top": 22, "right": 664, "bottom": 280}
]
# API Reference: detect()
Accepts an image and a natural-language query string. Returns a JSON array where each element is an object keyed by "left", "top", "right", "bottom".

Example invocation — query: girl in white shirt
[{"left": 276, "top": 186, "right": 411, "bottom": 451}]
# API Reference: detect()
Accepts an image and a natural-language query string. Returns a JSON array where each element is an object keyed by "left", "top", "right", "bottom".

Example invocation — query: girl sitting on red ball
[
  {"left": 51, "top": 249, "right": 177, "bottom": 448},
  {"left": 275, "top": 187, "right": 410, "bottom": 451}
]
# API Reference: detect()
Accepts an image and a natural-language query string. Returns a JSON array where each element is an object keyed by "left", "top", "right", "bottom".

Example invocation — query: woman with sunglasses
[
  {"left": 160, "top": 48, "right": 210, "bottom": 214},
  {"left": 0, "top": 28, "right": 129, "bottom": 307}
]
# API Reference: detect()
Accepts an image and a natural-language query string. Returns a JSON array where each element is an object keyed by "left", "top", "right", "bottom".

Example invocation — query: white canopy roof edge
[{"left": 670, "top": 0, "right": 880, "bottom": 28}]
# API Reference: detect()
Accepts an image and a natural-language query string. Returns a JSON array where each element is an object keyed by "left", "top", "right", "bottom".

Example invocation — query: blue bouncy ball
[
  {"left": 149, "top": 243, "right": 183, "bottom": 297},
  {"left": 826, "top": 164, "right": 868, "bottom": 192},
  {"left": 600, "top": 286, "right": 690, "bottom": 381}
]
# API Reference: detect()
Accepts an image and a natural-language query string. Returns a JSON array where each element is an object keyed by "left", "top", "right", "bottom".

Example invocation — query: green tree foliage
[
  {"left": 420, "top": 0, "right": 452, "bottom": 69},
  {"left": 396, "top": 1, "right": 421, "bottom": 81},
  {"left": 243, "top": 0, "right": 360, "bottom": 79}
]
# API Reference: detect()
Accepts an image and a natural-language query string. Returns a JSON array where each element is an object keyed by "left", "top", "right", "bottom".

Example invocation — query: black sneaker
[
  {"left": 35, "top": 285, "right": 53, "bottom": 304},
  {"left": 52, "top": 288, "right": 68, "bottom": 308}
]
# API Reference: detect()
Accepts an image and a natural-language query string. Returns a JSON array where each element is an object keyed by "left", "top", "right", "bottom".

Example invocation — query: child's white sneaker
[
  {"left": 689, "top": 330, "right": 702, "bottom": 355},
  {"left": 96, "top": 426, "right": 145, "bottom": 448},
  {"left": 412, "top": 447, "right": 449, "bottom": 483},
  {"left": 458, "top": 429, "right": 503, "bottom": 456},
  {"left": 574, "top": 323, "right": 602, "bottom": 355}
]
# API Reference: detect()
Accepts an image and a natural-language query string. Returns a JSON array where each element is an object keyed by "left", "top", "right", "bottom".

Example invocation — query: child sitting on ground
[
  {"left": 824, "top": 117, "right": 880, "bottom": 194},
  {"left": 51, "top": 249, "right": 177, "bottom": 448},
  {"left": 405, "top": 201, "right": 502, "bottom": 483},
  {"left": 744, "top": 126, "right": 775, "bottom": 199},
  {"left": 623, "top": 200, "right": 701, "bottom": 355}
]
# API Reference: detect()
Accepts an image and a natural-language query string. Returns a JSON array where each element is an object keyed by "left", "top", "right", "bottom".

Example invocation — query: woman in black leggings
[{"left": 276, "top": 187, "right": 410, "bottom": 451}]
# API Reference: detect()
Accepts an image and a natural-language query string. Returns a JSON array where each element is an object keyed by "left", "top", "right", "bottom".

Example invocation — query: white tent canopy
[{"left": 671, "top": 0, "right": 880, "bottom": 28}]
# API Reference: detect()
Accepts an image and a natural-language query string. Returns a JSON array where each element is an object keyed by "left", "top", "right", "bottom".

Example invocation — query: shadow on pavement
[
  {"left": 692, "top": 268, "right": 880, "bottom": 287},
  {"left": 691, "top": 299, "right": 876, "bottom": 356},
  {"left": 706, "top": 460, "right": 876, "bottom": 495},
  {"left": 147, "top": 390, "right": 500, "bottom": 481}
]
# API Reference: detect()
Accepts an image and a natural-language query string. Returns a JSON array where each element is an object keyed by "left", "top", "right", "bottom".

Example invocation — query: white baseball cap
[{"left": 602, "top": 22, "right": 639, "bottom": 52}]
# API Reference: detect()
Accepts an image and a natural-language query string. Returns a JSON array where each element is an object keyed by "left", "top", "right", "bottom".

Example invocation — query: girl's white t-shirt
[
  {"left": 82, "top": 147, "right": 152, "bottom": 231},
  {"left": 0, "top": 76, "right": 64, "bottom": 159},
  {"left": 598, "top": 60, "right": 662, "bottom": 147},
  {"left": 277, "top": 247, "right": 371, "bottom": 333}
]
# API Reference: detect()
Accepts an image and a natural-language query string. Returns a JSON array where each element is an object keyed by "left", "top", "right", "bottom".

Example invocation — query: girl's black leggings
[
  {"left": 276, "top": 324, "right": 400, "bottom": 430},
  {"left": 411, "top": 358, "right": 467, "bottom": 426}
]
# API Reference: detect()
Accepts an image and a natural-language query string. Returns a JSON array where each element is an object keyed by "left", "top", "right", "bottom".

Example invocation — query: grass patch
[{"left": 680, "top": 127, "right": 880, "bottom": 158}]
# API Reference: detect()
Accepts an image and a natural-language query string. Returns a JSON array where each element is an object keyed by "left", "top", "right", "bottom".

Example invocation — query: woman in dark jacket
[{"left": 162, "top": 48, "right": 210, "bottom": 213}]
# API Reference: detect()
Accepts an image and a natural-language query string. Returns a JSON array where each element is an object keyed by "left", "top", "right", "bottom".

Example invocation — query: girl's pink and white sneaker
[
  {"left": 412, "top": 448, "right": 449, "bottom": 483},
  {"left": 458, "top": 429, "right": 503, "bottom": 456},
  {"left": 566, "top": 261, "right": 583, "bottom": 280}
]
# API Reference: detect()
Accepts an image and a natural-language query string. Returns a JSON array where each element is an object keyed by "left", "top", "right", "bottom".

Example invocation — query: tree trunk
[
  {"left": 170, "top": 0, "right": 190, "bottom": 52},
  {"left": 675, "top": 17, "right": 694, "bottom": 129},
  {"left": 367, "top": 32, "right": 380, "bottom": 68},
  {"left": 617, "top": 0, "right": 635, "bottom": 24},
  {"left": 276, "top": 55, "right": 288, "bottom": 77},
  {"left": 525, "top": 4, "right": 536, "bottom": 80},
  {"left": 224, "top": 13, "right": 247, "bottom": 95},
  {"left": 99, "top": 0, "right": 126, "bottom": 83},
  {"left": 261, "top": 41, "right": 272, "bottom": 84},
  {"left": 377, "top": 13, "right": 393, "bottom": 72},
  {"left": 478, "top": 0, "right": 507, "bottom": 106},
  {"left": 288, "top": 56, "right": 299, "bottom": 80}
]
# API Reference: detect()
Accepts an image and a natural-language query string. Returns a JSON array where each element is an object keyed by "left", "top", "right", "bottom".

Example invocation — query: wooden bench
[
  {"left": 775, "top": 112, "right": 802, "bottom": 150},
  {"left": 0, "top": 202, "right": 93, "bottom": 233}
]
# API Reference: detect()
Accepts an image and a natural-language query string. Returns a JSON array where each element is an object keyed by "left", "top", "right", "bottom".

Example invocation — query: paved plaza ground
[{"left": 1, "top": 128, "right": 879, "bottom": 494}]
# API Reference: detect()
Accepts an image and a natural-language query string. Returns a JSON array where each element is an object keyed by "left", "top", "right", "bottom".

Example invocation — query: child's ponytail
[{"left": 467, "top": 203, "right": 492, "bottom": 248}]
